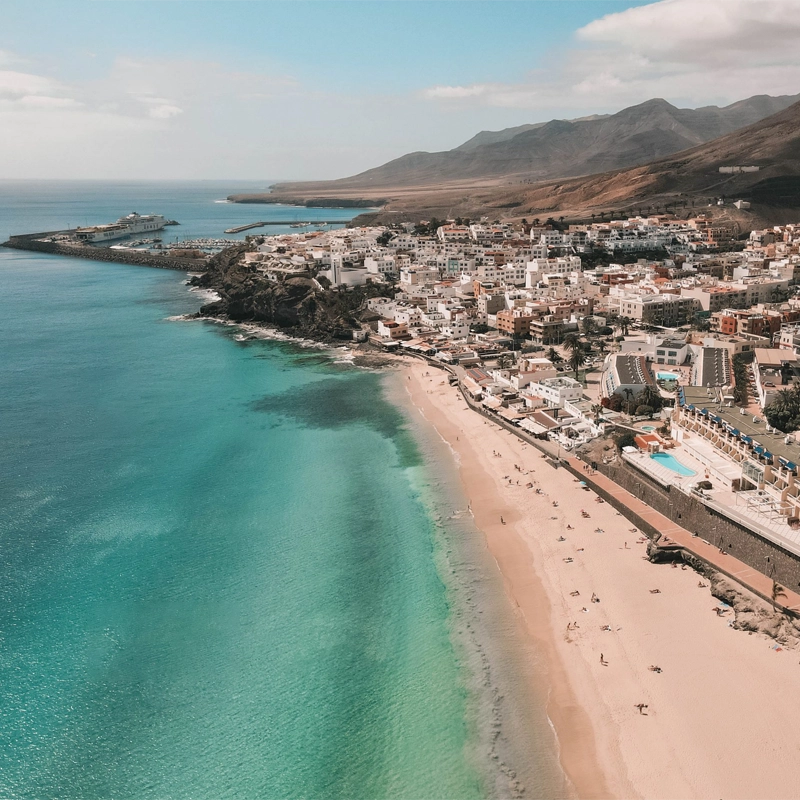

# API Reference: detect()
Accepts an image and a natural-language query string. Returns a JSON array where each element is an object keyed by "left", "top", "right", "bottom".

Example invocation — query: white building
[{"left": 523, "top": 376, "right": 583, "bottom": 408}]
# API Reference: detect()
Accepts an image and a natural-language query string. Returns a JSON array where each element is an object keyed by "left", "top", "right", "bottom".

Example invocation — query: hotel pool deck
[
  {"left": 650, "top": 451, "right": 696, "bottom": 476},
  {"left": 623, "top": 443, "right": 800, "bottom": 556},
  {"left": 623, "top": 445, "right": 707, "bottom": 489}
]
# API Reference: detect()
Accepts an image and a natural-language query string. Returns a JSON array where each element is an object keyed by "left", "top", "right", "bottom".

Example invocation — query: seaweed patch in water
[{"left": 252, "top": 374, "right": 421, "bottom": 468}]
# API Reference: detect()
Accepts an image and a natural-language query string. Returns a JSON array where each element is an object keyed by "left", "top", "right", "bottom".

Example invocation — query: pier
[{"left": 223, "top": 221, "right": 346, "bottom": 234}]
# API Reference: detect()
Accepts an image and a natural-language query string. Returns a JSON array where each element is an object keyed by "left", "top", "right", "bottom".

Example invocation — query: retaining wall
[
  {"left": 596, "top": 458, "right": 800, "bottom": 592},
  {"left": 408, "top": 354, "right": 800, "bottom": 607}
]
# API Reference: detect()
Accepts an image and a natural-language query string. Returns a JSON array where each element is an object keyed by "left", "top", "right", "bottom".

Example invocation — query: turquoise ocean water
[{"left": 0, "top": 182, "right": 565, "bottom": 799}]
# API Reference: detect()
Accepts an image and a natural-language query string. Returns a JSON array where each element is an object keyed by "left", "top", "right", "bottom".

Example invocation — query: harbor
[{"left": 1, "top": 229, "right": 204, "bottom": 272}]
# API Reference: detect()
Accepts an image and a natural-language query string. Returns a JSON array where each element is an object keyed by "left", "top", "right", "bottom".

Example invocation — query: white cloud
[
  {"left": 17, "top": 95, "right": 82, "bottom": 109},
  {"left": 0, "top": 51, "right": 320, "bottom": 178},
  {"left": 0, "top": 70, "right": 62, "bottom": 97},
  {"left": 423, "top": 0, "right": 800, "bottom": 111},
  {"left": 425, "top": 84, "right": 488, "bottom": 99},
  {"left": 147, "top": 103, "right": 183, "bottom": 119}
]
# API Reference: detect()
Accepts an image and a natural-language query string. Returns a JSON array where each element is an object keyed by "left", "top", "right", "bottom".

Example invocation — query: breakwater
[
  {"left": 224, "top": 221, "right": 349, "bottom": 233},
  {"left": 2, "top": 231, "right": 204, "bottom": 272}
]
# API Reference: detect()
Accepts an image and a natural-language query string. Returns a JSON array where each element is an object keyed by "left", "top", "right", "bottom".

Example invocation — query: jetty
[
  {"left": 2, "top": 230, "right": 208, "bottom": 272},
  {"left": 224, "top": 221, "right": 346, "bottom": 234}
]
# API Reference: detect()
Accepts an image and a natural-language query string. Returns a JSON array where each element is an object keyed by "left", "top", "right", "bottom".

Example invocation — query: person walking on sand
[
  {"left": 600, "top": 653, "right": 608, "bottom": 666},
  {"left": 500, "top": 516, "right": 505, "bottom": 525},
  {"left": 635, "top": 703, "right": 648, "bottom": 715}
]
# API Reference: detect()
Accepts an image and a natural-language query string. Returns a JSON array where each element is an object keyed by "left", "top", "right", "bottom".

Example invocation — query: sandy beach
[{"left": 403, "top": 358, "right": 800, "bottom": 800}]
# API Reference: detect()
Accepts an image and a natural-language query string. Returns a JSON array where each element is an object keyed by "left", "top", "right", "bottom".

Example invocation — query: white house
[{"left": 523, "top": 376, "right": 583, "bottom": 408}]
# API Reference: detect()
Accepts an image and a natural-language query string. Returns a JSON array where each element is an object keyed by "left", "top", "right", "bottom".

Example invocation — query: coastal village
[
  {"left": 10, "top": 4, "right": 800, "bottom": 798},
  {"left": 238, "top": 212, "right": 800, "bottom": 596}
]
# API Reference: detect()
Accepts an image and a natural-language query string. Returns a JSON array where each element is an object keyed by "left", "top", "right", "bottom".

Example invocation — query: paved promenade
[{"left": 417, "top": 355, "right": 800, "bottom": 615}]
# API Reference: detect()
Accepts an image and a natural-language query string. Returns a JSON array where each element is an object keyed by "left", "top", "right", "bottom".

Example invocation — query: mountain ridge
[{"left": 263, "top": 93, "right": 800, "bottom": 194}]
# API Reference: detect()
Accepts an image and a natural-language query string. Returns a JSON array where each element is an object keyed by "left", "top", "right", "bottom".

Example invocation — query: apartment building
[{"left": 601, "top": 353, "right": 657, "bottom": 399}]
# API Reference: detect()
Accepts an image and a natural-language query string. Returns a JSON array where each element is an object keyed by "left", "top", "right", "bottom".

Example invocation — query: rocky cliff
[{"left": 191, "top": 244, "right": 393, "bottom": 342}]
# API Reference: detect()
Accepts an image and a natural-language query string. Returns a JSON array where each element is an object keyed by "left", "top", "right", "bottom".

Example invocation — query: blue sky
[
  {"left": 3, "top": 2, "right": 646, "bottom": 90},
  {"left": 1, "top": 0, "right": 798, "bottom": 180}
]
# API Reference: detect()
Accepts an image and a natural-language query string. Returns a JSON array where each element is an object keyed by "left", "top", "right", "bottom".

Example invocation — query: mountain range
[
  {"left": 231, "top": 93, "right": 800, "bottom": 225},
  {"left": 265, "top": 94, "right": 800, "bottom": 192}
]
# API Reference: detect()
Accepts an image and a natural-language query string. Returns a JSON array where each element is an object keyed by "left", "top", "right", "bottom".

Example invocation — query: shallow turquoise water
[
  {"left": 0, "top": 182, "right": 570, "bottom": 800},
  {"left": 0, "top": 185, "right": 485, "bottom": 799}
]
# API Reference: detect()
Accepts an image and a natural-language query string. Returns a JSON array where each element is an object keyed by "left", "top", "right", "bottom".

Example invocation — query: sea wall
[
  {"left": 594, "top": 457, "right": 800, "bottom": 592},
  {"left": 2, "top": 232, "right": 203, "bottom": 272},
  {"left": 403, "top": 353, "right": 800, "bottom": 608}
]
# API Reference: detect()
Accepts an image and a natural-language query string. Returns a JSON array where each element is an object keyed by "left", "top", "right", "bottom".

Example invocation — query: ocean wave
[{"left": 188, "top": 287, "right": 222, "bottom": 303}]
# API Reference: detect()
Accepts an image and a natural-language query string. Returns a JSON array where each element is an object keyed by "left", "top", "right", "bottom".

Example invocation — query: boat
[{"left": 74, "top": 212, "right": 170, "bottom": 243}]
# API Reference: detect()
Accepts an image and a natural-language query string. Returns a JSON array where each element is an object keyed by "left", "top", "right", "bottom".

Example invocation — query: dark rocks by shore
[{"left": 191, "top": 243, "right": 394, "bottom": 344}]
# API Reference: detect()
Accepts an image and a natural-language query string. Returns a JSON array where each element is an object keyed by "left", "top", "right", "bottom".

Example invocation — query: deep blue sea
[{"left": 0, "top": 182, "right": 565, "bottom": 800}]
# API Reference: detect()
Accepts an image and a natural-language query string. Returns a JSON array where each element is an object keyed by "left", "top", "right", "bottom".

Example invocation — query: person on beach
[
  {"left": 600, "top": 654, "right": 608, "bottom": 666},
  {"left": 500, "top": 516, "right": 505, "bottom": 525},
  {"left": 635, "top": 703, "right": 648, "bottom": 715}
]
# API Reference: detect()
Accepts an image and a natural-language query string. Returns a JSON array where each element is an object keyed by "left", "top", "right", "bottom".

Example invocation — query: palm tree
[
  {"left": 771, "top": 580, "right": 787, "bottom": 612},
  {"left": 617, "top": 316, "right": 632, "bottom": 336},
  {"left": 562, "top": 332, "right": 582, "bottom": 354},
  {"left": 546, "top": 346, "right": 563, "bottom": 364},
  {"left": 568, "top": 347, "right": 587, "bottom": 381},
  {"left": 597, "top": 339, "right": 608, "bottom": 358},
  {"left": 591, "top": 403, "right": 603, "bottom": 423}
]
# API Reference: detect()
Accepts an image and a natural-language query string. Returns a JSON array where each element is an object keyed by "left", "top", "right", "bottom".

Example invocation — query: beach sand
[{"left": 403, "top": 358, "right": 800, "bottom": 800}]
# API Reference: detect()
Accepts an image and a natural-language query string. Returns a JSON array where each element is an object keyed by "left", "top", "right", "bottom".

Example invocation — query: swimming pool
[
  {"left": 641, "top": 425, "right": 656, "bottom": 432},
  {"left": 656, "top": 371, "right": 680, "bottom": 382},
  {"left": 650, "top": 452, "right": 697, "bottom": 476}
]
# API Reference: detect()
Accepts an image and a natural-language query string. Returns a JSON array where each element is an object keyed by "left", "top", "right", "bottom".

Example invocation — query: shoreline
[
  {"left": 399, "top": 357, "right": 800, "bottom": 800},
  {"left": 385, "top": 369, "right": 571, "bottom": 799}
]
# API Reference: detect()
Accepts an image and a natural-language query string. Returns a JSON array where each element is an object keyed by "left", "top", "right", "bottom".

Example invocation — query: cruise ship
[{"left": 74, "top": 213, "right": 169, "bottom": 243}]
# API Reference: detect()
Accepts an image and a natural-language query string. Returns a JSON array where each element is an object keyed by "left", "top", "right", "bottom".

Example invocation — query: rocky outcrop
[
  {"left": 191, "top": 244, "right": 393, "bottom": 342},
  {"left": 646, "top": 541, "right": 800, "bottom": 647}
]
